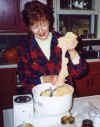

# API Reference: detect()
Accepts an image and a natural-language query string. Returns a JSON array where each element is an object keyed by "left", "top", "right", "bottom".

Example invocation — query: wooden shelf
[{"left": 56, "top": 9, "right": 97, "bottom": 15}]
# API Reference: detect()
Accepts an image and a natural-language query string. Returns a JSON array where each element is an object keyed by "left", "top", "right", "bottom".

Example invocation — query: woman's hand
[
  {"left": 68, "top": 49, "right": 79, "bottom": 61},
  {"left": 53, "top": 77, "right": 66, "bottom": 87},
  {"left": 43, "top": 75, "right": 57, "bottom": 84},
  {"left": 43, "top": 75, "right": 66, "bottom": 86}
]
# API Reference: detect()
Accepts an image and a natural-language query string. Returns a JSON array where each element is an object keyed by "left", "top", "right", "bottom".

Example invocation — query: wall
[{"left": 95, "top": 0, "right": 100, "bottom": 38}]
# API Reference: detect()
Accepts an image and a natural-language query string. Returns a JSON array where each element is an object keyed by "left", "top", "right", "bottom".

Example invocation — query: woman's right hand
[
  {"left": 43, "top": 75, "right": 57, "bottom": 84},
  {"left": 42, "top": 75, "right": 65, "bottom": 86}
]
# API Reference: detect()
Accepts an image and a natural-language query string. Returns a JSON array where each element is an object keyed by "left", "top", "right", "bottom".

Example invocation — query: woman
[{"left": 17, "top": 1, "right": 87, "bottom": 91}]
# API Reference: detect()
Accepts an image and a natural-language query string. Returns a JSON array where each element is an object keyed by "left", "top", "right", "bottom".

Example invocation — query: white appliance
[
  {"left": 13, "top": 94, "right": 34, "bottom": 127},
  {"left": 3, "top": 108, "right": 14, "bottom": 127}
]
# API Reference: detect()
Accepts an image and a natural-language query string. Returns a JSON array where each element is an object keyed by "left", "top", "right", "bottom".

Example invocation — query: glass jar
[{"left": 81, "top": 119, "right": 94, "bottom": 127}]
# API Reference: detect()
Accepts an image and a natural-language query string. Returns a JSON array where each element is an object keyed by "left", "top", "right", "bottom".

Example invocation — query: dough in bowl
[
  {"left": 17, "top": 123, "right": 33, "bottom": 127},
  {"left": 40, "top": 89, "right": 51, "bottom": 96},
  {"left": 40, "top": 84, "right": 73, "bottom": 97},
  {"left": 53, "top": 84, "right": 73, "bottom": 96}
]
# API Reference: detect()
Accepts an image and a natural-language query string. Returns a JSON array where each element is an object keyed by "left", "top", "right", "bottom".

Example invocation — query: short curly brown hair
[{"left": 22, "top": 1, "right": 54, "bottom": 31}]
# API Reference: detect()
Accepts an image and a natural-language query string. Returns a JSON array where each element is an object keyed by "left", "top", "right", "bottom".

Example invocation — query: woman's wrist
[{"left": 68, "top": 49, "right": 80, "bottom": 64}]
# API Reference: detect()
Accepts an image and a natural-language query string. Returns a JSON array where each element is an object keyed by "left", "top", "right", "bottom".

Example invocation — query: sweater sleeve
[{"left": 68, "top": 54, "right": 88, "bottom": 79}]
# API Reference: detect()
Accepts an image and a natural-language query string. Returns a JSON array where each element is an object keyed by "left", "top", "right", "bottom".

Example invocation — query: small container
[{"left": 81, "top": 119, "right": 94, "bottom": 127}]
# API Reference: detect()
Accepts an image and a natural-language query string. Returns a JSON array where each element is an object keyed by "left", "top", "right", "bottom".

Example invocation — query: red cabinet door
[
  {"left": 0, "top": 68, "right": 16, "bottom": 109},
  {"left": 90, "top": 74, "right": 100, "bottom": 95},
  {"left": 76, "top": 75, "right": 92, "bottom": 97},
  {"left": 0, "top": 0, "right": 32, "bottom": 32},
  {"left": 0, "top": 0, "right": 19, "bottom": 32},
  {"left": 75, "top": 62, "right": 100, "bottom": 97},
  {"left": 17, "top": 0, "right": 33, "bottom": 32}
]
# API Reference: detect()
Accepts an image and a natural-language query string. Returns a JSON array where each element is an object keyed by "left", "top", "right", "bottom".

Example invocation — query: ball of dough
[{"left": 58, "top": 32, "right": 77, "bottom": 49}]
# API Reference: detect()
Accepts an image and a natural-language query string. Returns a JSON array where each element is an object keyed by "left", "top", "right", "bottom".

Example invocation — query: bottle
[
  {"left": 81, "top": 119, "right": 94, "bottom": 127},
  {"left": 89, "top": 46, "right": 93, "bottom": 58}
]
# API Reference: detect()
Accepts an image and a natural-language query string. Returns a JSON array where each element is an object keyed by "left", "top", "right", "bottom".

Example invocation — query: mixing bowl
[{"left": 32, "top": 83, "right": 74, "bottom": 116}]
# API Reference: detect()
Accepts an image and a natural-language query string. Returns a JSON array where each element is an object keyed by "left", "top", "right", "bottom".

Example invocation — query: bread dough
[
  {"left": 53, "top": 84, "right": 73, "bottom": 96},
  {"left": 58, "top": 32, "right": 77, "bottom": 49},
  {"left": 40, "top": 84, "right": 73, "bottom": 97},
  {"left": 17, "top": 123, "right": 33, "bottom": 127},
  {"left": 40, "top": 89, "right": 51, "bottom": 96}
]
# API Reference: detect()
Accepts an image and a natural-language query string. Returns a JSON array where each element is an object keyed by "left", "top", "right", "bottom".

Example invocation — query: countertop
[
  {"left": 0, "top": 57, "right": 17, "bottom": 68},
  {"left": 86, "top": 58, "right": 100, "bottom": 62},
  {"left": 3, "top": 95, "right": 100, "bottom": 127},
  {"left": 0, "top": 64, "right": 17, "bottom": 69}
]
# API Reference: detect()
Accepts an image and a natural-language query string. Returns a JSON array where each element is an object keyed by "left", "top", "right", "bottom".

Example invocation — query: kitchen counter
[
  {"left": 0, "top": 57, "right": 17, "bottom": 68},
  {"left": 0, "top": 64, "right": 17, "bottom": 69},
  {"left": 82, "top": 38, "right": 100, "bottom": 41},
  {"left": 86, "top": 58, "right": 100, "bottom": 62}
]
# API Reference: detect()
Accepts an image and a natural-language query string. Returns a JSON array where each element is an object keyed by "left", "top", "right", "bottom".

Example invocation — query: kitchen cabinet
[
  {"left": 53, "top": 0, "right": 97, "bottom": 37},
  {"left": 17, "top": 0, "right": 32, "bottom": 32},
  {"left": 0, "top": 0, "right": 31, "bottom": 33},
  {"left": 0, "top": 0, "right": 18, "bottom": 32},
  {"left": 0, "top": 67, "right": 16, "bottom": 127},
  {"left": 75, "top": 62, "right": 100, "bottom": 97},
  {"left": 0, "top": 68, "right": 16, "bottom": 109}
]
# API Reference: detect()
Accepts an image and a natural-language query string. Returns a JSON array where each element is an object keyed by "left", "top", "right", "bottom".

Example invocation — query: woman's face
[{"left": 30, "top": 20, "right": 49, "bottom": 40}]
